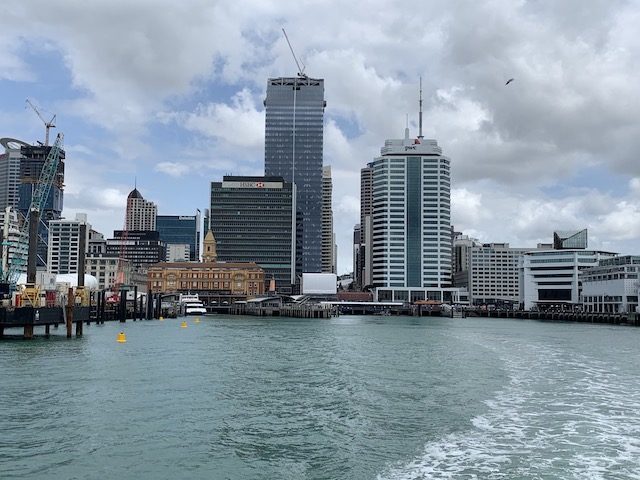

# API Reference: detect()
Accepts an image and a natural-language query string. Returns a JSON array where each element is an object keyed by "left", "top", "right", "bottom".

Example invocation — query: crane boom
[
  {"left": 282, "top": 28, "right": 306, "bottom": 77},
  {"left": 26, "top": 99, "right": 56, "bottom": 146}
]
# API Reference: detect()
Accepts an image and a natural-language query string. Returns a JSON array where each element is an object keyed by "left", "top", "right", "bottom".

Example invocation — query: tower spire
[{"left": 418, "top": 76, "right": 424, "bottom": 139}]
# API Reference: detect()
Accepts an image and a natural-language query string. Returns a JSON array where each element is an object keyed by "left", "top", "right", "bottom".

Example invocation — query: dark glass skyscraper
[
  {"left": 156, "top": 213, "right": 201, "bottom": 261},
  {"left": 209, "top": 176, "right": 296, "bottom": 294},
  {"left": 264, "top": 76, "right": 325, "bottom": 274}
]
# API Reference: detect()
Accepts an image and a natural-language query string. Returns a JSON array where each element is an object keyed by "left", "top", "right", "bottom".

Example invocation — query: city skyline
[{"left": 1, "top": 1, "right": 640, "bottom": 274}]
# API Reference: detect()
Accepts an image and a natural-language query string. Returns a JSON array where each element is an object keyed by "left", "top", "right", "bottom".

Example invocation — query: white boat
[{"left": 180, "top": 294, "right": 207, "bottom": 316}]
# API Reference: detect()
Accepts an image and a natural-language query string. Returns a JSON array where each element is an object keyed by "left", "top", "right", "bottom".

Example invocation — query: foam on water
[{"left": 379, "top": 332, "right": 640, "bottom": 479}]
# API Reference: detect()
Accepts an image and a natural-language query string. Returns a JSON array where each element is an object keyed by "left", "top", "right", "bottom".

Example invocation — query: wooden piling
[
  {"left": 66, "top": 287, "right": 73, "bottom": 338},
  {"left": 23, "top": 323, "right": 34, "bottom": 340}
]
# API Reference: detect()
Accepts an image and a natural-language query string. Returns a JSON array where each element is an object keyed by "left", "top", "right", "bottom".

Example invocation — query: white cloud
[
  {"left": 169, "top": 89, "right": 265, "bottom": 150},
  {"left": 3, "top": 0, "right": 640, "bottom": 273},
  {"left": 155, "top": 162, "right": 189, "bottom": 177}
]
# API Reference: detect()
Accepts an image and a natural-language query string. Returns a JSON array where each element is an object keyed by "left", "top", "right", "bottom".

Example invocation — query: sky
[{"left": 1, "top": 0, "right": 640, "bottom": 274}]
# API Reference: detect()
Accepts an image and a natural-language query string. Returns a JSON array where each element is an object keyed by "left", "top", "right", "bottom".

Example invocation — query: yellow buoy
[
  {"left": 159, "top": 316, "right": 164, "bottom": 320},
  {"left": 117, "top": 331, "right": 127, "bottom": 343},
  {"left": 180, "top": 321, "right": 187, "bottom": 328},
  {"left": 195, "top": 317, "right": 200, "bottom": 323}
]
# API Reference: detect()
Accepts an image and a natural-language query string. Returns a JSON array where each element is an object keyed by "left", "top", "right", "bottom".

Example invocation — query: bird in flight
[{"left": 505, "top": 78, "right": 515, "bottom": 85}]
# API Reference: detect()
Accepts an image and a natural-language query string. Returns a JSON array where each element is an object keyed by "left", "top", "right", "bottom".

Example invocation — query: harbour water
[{"left": 1, "top": 315, "right": 639, "bottom": 479}]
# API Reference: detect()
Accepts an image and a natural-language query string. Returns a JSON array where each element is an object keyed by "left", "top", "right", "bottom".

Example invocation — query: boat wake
[{"left": 378, "top": 333, "right": 640, "bottom": 479}]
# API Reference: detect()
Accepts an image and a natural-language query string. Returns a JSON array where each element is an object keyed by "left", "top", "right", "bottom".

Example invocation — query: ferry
[{"left": 180, "top": 294, "right": 207, "bottom": 316}]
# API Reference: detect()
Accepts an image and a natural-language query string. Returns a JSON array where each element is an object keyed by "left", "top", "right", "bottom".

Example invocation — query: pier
[{"left": 470, "top": 309, "right": 640, "bottom": 326}]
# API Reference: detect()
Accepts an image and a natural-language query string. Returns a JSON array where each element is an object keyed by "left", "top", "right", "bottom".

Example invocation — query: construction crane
[
  {"left": 282, "top": 28, "right": 306, "bottom": 77},
  {"left": 26, "top": 99, "right": 56, "bottom": 146},
  {"left": 1, "top": 134, "right": 64, "bottom": 302}
]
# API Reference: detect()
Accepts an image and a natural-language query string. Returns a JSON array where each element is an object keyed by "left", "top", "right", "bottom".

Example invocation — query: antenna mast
[
  {"left": 282, "top": 28, "right": 306, "bottom": 77},
  {"left": 418, "top": 77, "right": 424, "bottom": 139}
]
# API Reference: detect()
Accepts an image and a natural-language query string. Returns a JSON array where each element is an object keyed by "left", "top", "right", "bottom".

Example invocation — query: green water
[{"left": 1, "top": 316, "right": 639, "bottom": 479}]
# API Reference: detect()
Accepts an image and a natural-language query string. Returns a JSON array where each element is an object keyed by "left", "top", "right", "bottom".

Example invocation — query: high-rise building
[
  {"left": 156, "top": 212, "right": 201, "bottom": 261},
  {"left": 321, "top": 166, "right": 335, "bottom": 273},
  {"left": 264, "top": 76, "right": 326, "bottom": 273},
  {"left": 370, "top": 128, "right": 457, "bottom": 303},
  {"left": 47, "top": 213, "right": 91, "bottom": 275},
  {"left": 106, "top": 230, "right": 165, "bottom": 270},
  {"left": 356, "top": 163, "right": 374, "bottom": 289},
  {"left": 17, "top": 143, "right": 65, "bottom": 267},
  {"left": 0, "top": 138, "right": 28, "bottom": 212},
  {"left": 209, "top": 176, "right": 296, "bottom": 293},
  {"left": 452, "top": 233, "right": 481, "bottom": 290},
  {"left": 0, "top": 207, "right": 28, "bottom": 278},
  {"left": 125, "top": 188, "right": 157, "bottom": 231}
]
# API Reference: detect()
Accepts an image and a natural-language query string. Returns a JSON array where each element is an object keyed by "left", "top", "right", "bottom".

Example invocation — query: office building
[
  {"left": 47, "top": 213, "right": 91, "bottom": 275},
  {"left": 166, "top": 244, "right": 190, "bottom": 262},
  {"left": 106, "top": 230, "right": 165, "bottom": 270},
  {"left": 452, "top": 233, "right": 481, "bottom": 291},
  {"left": 321, "top": 166, "right": 335, "bottom": 273},
  {"left": 17, "top": 143, "right": 65, "bottom": 267},
  {"left": 156, "top": 213, "right": 201, "bottom": 261},
  {"left": 85, "top": 254, "right": 131, "bottom": 290},
  {"left": 467, "top": 243, "right": 530, "bottom": 307},
  {"left": 370, "top": 128, "right": 456, "bottom": 303},
  {"left": 88, "top": 229, "right": 106, "bottom": 254},
  {"left": 125, "top": 188, "right": 157, "bottom": 231},
  {"left": 521, "top": 249, "right": 617, "bottom": 310},
  {"left": 209, "top": 176, "right": 296, "bottom": 293},
  {"left": 0, "top": 138, "right": 28, "bottom": 212},
  {"left": 356, "top": 163, "right": 374, "bottom": 289},
  {"left": 264, "top": 76, "right": 325, "bottom": 273},
  {"left": 581, "top": 255, "right": 640, "bottom": 314}
]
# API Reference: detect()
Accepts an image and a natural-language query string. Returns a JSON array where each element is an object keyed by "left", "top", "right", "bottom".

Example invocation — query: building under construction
[{"left": 17, "top": 144, "right": 65, "bottom": 267}]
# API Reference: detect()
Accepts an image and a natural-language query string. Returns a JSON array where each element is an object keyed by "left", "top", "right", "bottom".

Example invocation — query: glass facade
[
  {"left": 156, "top": 214, "right": 200, "bottom": 261},
  {"left": 264, "top": 77, "right": 325, "bottom": 274},
  {"left": 209, "top": 176, "right": 295, "bottom": 294},
  {"left": 553, "top": 229, "right": 588, "bottom": 249}
]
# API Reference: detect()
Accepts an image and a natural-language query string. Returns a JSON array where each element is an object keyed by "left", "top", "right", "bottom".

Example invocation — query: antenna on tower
[
  {"left": 418, "top": 76, "right": 424, "bottom": 139},
  {"left": 282, "top": 28, "right": 306, "bottom": 77}
]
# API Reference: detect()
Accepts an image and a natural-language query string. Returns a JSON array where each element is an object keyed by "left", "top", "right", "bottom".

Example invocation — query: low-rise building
[
  {"left": 147, "top": 261, "right": 265, "bottom": 305},
  {"left": 581, "top": 255, "right": 640, "bottom": 313},
  {"left": 468, "top": 243, "right": 530, "bottom": 307},
  {"left": 521, "top": 249, "right": 617, "bottom": 310}
]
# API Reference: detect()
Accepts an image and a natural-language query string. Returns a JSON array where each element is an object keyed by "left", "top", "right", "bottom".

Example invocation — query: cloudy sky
[{"left": 2, "top": 0, "right": 639, "bottom": 273}]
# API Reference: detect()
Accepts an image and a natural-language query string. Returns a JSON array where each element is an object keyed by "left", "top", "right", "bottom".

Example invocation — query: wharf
[
  {"left": 232, "top": 302, "right": 334, "bottom": 318},
  {"left": 0, "top": 306, "right": 91, "bottom": 339},
  {"left": 470, "top": 309, "right": 640, "bottom": 326}
]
